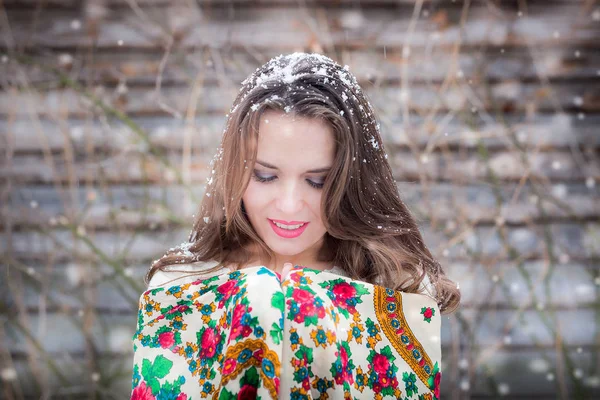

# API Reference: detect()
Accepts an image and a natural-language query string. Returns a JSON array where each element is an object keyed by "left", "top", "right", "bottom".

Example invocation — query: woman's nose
[{"left": 276, "top": 181, "right": 303, "bottom": 214}]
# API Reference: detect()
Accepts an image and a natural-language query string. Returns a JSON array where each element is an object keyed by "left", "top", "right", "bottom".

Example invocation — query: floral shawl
[{"left": 131, "top": 265, "right": 442, "bottom": 400}]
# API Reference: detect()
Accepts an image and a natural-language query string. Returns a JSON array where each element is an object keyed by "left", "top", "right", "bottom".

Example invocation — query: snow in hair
[
  {"left": 241, "top": 52, "right": 360, "bottom": 88},
  {"left": 232, "top": 52, "right": 362, "bottom": 114}
]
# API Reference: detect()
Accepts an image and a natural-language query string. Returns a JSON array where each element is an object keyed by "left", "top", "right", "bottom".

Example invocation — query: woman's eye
[
  {"left": 252, "top": 172, "right": 324, "bottom": 189},
  {"left": 252, "top": 172, "right": 276, "bottom": 183}
]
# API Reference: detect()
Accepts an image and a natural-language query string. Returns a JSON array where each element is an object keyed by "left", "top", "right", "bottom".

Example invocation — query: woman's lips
[
  {"left": 269, "top": 219, "right": 309, "bottom": 239},
  {"left": 271, "top": 219, "right": 308, "bottom": 225}
]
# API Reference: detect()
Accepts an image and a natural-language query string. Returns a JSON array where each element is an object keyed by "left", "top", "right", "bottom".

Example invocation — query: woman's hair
[{"left": 146, "top": 53, "right": 460, "bottom": 314}]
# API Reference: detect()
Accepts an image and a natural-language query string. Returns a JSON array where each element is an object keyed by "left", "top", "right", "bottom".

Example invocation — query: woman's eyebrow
[{"left": 256, "top": 160, "right": 331, "bottom": 173}]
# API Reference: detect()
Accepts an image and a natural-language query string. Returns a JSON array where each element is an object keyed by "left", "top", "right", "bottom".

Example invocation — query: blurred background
[{"left": 1, "top": 0, "right": 599, "bottom": 399}]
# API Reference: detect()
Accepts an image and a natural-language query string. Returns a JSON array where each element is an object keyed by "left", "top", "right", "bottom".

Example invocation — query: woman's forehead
[
  {"left": 254, "top": 113, "right": 335, "bottom": 170},
  {"left": 258, "top": 112, "right": 332, "bottom": 141}
]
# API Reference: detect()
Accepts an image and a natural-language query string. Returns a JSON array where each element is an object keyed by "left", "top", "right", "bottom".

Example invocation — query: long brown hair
[{"left": 146, "top": 53, "right": 460, "bottom": 314}]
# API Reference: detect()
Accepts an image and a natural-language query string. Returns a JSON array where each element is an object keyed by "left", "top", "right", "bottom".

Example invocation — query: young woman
[{"left": 131, "top": 53, "right": 460, "bottom": 400}]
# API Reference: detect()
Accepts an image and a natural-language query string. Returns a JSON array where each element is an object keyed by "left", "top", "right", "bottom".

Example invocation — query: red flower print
[
  {"left": 292, "top": 288, "right": 314, "bottom": 304},
  {"left": 300, "top": 303, "right": 316, "bottom": 316},
  {"left": 372, "top": 353, "right": 389, "bottom": 375},
  {"left": 241, "top": 325, "right": 253, "bottom": 338},
  {"left": 167, "top": 304, "right": 189, "bottom": 315},
  {"left": 380, "top": 375, "right": 391, "bottom": 387},
  {"left": 200, "top": 327, "right": 218, "bottom": 358},
  {"left": 434, "top": 371, "right": 442, "bottom": 398},
  {"left": 222, "top": 358, "right": 237, "bottom": 375},
  {"left": 131, "top": 381, "right": 155, "bottom": 400},
  {"left": 230, "top": 325, "right": 243, "bottom": 341},
  {"left": 175, "top": 395, "right": 187, "bottom": 400},
  {"left": 421, "top": 306, "right": 436, "bottom": 322},
  {"left": 338, "top": 345, "right": 355, "bottom": 385},
  {"left": 238, "top": 384, "right": 257, "bottom": 400},
  {"left": 230, "top": 304, "right": 248, "bottom": 341},
  {"left": 340, "top": 344, "right": 349, "bottom": 365},
  {"left": 158, "top": 331, "right": 175, "bottom": 349},
  {"left": 254, "top": 348, "right": 264, "bottom": 362},
  {"left": 332, "top": 282, "right": 356, "bottom": 300},
  {"left": 302, "top": 379, "right": 311, "bottom": 391},
  {"left": 232, "top": 304, "right": 245, "bottom": 327},
  {"left": 217, "top": 280, "right": 238, "bottom": 299},
  {"left": 274, "top": 377, "right": 280, "bottom": 394}
]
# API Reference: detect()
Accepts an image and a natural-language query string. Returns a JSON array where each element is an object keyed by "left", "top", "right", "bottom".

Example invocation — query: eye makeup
[{"left": 252, "top": 171, "right": 325, "bottom": 189}]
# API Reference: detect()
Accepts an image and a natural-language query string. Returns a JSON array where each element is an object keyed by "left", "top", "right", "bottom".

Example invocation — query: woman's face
[{"left": 242, "top": 110, "right": 335, "bottom": 262}]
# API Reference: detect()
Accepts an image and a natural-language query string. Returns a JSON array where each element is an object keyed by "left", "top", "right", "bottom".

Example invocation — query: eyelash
[{"left": 252, "top": 172, "right": 325, "bottom": 189}]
